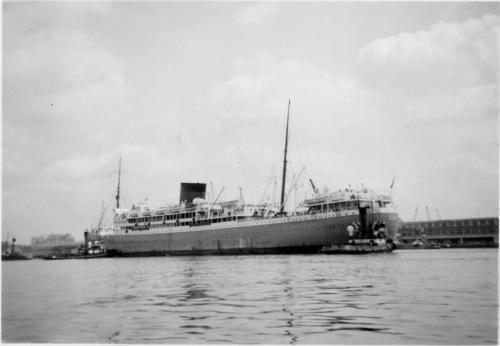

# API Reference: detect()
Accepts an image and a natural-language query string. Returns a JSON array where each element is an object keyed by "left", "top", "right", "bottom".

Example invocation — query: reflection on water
[{"left": 2, "top": 249, "right": 498, "bottom": 344}]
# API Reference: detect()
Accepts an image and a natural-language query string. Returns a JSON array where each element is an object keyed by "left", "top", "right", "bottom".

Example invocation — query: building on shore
[
  {"left": 398, "top": 217, "right": 498, "bottom": 247},
  {"left": 31, "top": 233, "right": 82, "bottom": 257}
]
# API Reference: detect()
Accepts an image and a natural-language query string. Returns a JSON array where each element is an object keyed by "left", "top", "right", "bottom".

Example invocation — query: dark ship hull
[{"left": 103, "top": 211, "right": 401, "bottom": 256}]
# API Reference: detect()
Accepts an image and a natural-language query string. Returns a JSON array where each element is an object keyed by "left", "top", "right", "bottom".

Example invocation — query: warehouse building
[{"left": 398, "top": 217, "right": 498, "bottom": 247}]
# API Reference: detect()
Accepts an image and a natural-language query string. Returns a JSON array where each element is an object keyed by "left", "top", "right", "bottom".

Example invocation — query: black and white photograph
[{"left": 2, "top": 1, "right": 498, "bottom": 344}]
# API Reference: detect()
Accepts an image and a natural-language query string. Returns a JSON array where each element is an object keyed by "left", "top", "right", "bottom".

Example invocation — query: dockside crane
[
  {"left": 435, "top": 209, "right": 442, "bottom": 220},
  {"left": 425, "top": 206, "right": 431, "bottom": 221},
  {"left": 413, "top": 207, "right": 419, "bottom": 222}
]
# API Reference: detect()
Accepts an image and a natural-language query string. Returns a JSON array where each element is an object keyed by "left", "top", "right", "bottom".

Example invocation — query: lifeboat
[{"left": 155, "top": 208, "right": 167, "bottom": 215}]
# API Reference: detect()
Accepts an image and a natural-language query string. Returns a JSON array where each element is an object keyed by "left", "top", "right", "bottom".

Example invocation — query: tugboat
[
  {"left": 320, "top": 203, "right": 395, "bottom": 254},
  {"left": 320, "top": 238, "right": 394, "bottom": 254},
  {"left": 43, "top": 230, "right": 106, "bottom": 260},
  {"left": 2, "top": 237, "right": 32, "bottom": 261},
  {"left": 79, "top": 229, "right": 107, "bottom": 258}
]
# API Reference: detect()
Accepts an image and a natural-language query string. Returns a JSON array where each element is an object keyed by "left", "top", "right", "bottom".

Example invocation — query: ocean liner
[{"left": 101, "top": 102, "right": 401, "bottom": 256}]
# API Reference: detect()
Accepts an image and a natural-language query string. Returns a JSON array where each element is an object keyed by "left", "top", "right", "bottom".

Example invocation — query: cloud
[
  {"left": 3, "top": 16, "right": 130, "bottom": 128},
  {"left": 210, "top": 52, "right": 357, "bottom": 122},
  {"left": 206, "top": 13, "right": 499, "bottom": 221},
  {"left": 356, "top": 13, "right": 499, "bottom": 220},
  {"left": 358, "top": 14, "right": 499, "bottom": 89},
  {"left": 205, "top": 52, "right": 395, "bottom": 200},
  {"left": 233, "top": 3, "right": 278, "bottom": 25},
  {"left": 3, "top": 2, "right": 132, "bottom": 168},
  {"left": 2, "top": 2, "right": 131, "bottom": 242},
  {"left": 2, "top": 4, "right": 498, "bottom": 243}
]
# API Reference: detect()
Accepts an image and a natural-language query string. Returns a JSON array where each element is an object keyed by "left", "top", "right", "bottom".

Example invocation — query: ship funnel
[{"left": 180, "top": 183, "right": 207, "bottom": 205}]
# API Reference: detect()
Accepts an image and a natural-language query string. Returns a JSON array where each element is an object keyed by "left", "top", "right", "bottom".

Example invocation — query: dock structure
[{"left": 398, "top": 217, "right": 498, "bottom": 247}]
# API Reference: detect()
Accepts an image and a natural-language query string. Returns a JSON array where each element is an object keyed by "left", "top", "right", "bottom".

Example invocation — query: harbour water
[{"left": 2, "top": 248, "right": 498, "bottom": 344}]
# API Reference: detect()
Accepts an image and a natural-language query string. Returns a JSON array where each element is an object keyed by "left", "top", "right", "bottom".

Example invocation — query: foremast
[
  {"left": 280, "top": 99, "right": 291, "bottom": 214},
  {"left": 115, "top": 156, "right": 122, "bottom": 209}
]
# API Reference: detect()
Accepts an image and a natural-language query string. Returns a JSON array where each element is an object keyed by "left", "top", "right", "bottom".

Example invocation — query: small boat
[
  {"left": 320, "top": 238, "right": 394, "bottom": 254},
  {"left": 2, "top": 252, "right": 32, "bottom": 261},
  {"left": 155, "top": 208, "right": 167, "bottom": 215},
  {"left": 43, "top": 254, "right": 69, "bottom": 260},
  {"left": 43, "top": 252, "right": 107, "bottom": 260},
  {"left": 2, "top": 237, "right": 32, "bottom": 261}
]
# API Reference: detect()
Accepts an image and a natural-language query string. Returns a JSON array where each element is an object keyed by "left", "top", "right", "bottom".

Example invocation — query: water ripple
[{"left": 2, "top": 249, "right": 498, "bottom": 344}]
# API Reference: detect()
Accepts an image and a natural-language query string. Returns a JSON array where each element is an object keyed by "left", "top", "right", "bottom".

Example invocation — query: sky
[{"left": 2, "top": 1, "right": 499, "bottom": 243}]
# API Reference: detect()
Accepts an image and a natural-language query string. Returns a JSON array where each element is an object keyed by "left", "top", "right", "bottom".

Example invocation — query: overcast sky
[{"left": 3, "top": 2, "right": 499, "bottom": 243}]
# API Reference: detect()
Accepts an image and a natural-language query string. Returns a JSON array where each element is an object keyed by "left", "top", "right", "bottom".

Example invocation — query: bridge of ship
[{"left": 304, "top": 191, "right": 394, "bottom": 214}]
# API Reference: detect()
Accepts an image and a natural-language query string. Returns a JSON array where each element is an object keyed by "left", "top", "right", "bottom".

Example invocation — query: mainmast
[
  {"left": 115, "top": 156, "right": 122, "bottom": 209},
  {"left": 279, "top": 99, "right": 291, "bottom": 214}
]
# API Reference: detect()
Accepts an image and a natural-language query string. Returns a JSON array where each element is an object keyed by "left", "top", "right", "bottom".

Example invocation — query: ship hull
[{"left": 103, "top": 212, "right": 401, "bottom": 256}]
